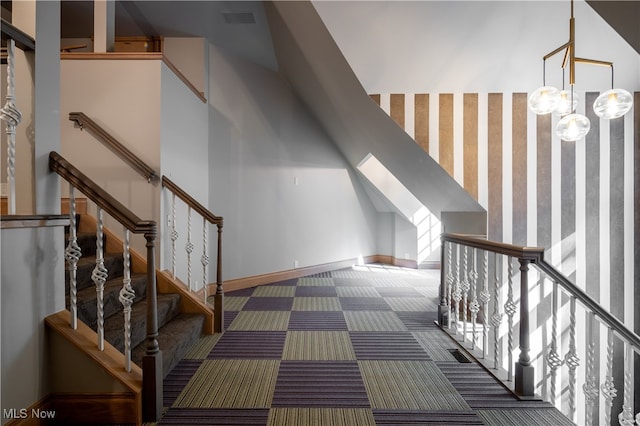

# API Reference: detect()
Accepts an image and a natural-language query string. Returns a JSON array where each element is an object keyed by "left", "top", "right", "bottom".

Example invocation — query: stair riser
[
  {"left": 71, "top": 275, "right": 147, "bottom": 329},
  {"left": 105, "top": 294, "right": 182, "bottom": 353}
]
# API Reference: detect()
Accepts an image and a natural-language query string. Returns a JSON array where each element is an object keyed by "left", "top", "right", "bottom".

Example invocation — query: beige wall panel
[{"left": 439, "top": 94, "right": 454, "bottom": 177}]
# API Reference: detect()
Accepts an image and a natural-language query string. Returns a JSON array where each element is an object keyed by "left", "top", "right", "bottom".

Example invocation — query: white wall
[
  {"left": 159, "top": 60, "right": 210, "bottom": 289},
  {"left": 1, "top": 225, "right": 65, "bottom": 424},
  {"left": 208, "top": 44, "right": 379, "bottom": 280},
  {"left": 163, "top": 37, "right": 207, "bottom": 99},
  {"left": 60, "top": 59, "right": 162, "bottom": 255}
]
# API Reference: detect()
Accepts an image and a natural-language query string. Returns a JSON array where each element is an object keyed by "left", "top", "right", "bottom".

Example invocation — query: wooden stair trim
[
  {"left": 157, "top": 270, "right": 215, "bottom": 335},
  {"left": 220, "top": 255, "right": 422, "bottom": 293},
  {"left": 49, "top": 393, "right": 142, "bottom": 425},
  {"left": 45, "top": 310, "right": 143, "bottom": 392}
]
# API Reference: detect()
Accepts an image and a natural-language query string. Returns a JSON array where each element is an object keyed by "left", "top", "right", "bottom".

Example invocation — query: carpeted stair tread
[
  {"left": 103, "top": 293, "right": 182, "bottom": 353},
  {"left": 131, "top": 313, "right": 206, "bottom": 378},
  {"left": 70, "top": 272, "right": 147, "bottom": 328},
  {"left": 66, "top": 252, "right": 125, "bottom": 293}
]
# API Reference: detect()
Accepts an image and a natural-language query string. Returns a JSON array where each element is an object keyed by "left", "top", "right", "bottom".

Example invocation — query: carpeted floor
[{"left": 153, "top": 264, "right": 574, "bottom": 425}]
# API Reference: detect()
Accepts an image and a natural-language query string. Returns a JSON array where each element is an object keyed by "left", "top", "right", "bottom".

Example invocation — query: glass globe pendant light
[
  {"left": 554, "top": 90, "right": 578, "bottom": 116},
  {"left": 556, "top": 113, "right": 590, "bottom": 141},
  {"left": 529, "top": 0, "right": 633, "bottom": 136},
  {"left": 593, "top": 88, "right": 633, "bottom": 119},
  {"left": 528, "top": 86, "right": 561, "bottom": 115}
]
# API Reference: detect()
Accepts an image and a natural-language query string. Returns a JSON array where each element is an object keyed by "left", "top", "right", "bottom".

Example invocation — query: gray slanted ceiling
[{"left": 264, "top": 1, "right": 485, "bottom": 226}]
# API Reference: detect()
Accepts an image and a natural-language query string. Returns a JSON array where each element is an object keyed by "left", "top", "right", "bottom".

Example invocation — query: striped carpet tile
[
  {"left": 349, "top": 332, "right": 431, "bottom": 360},
  {"left": 386, "top": 297, "right": 439, "bottom": 312},
  {"left": 158, "top": 408, "right": 270, "bottom": 425},
  {"left": 227, "top": 311, "right": 290, "bottom": 331},
  {"left": 394, "top": 311, "right": 439, "bottom": 330},
  {"left": 271, "top": 361, "right": 370, "bottom": 408},
  {"left": 374, "top": 287, "right": 423, "bottom": 297},
  {"left": 252, "top": 286, "right": 297, "bottom": 297},
  {"left": 268, "top": 408, "right": 376, "bottom": 426},
  {"left": 287, "top": 311, "right": 348, "bottom": 330},
  {"left": 224, "top": 297, "right": 248, "bottom": 311},
  {"left": 335, "top": 287, "right": 380, "bottom": 297},
  {"left": 331, "top": 277, "right": 375, "bottom": 286},
  {"left": 183, "top": 334, "right": 222, "bottom": 359},
  {"left": 436, "top": 362, "right": 554, "bottom": 409},
  {"left": 242, "top": 297, "right": 293, "bottom": 311},
  {"left": 173, "top": 359, "right": 279, "bottom": 408},
  {"left": 477, "top": 408, "right": 576, "bottom": 425},
  {"left": 294, "top": 286, "right": 338, "bottom": 297},
  {"left": 162, "top": 359, "right": 203, "bottom": 407},
  {"left": 339, "top": 297, "right": 391, "bottom": 311},
  {"left": 282, "top": 331, "right": 356, "bottom": 360},
  {"left": 224, "top": 311, "right": 239, "bottom": 330},
  {"left": 297, "top": 277, "right": 334, "bottom": 286},
  {"left": 412, "top": 331, "right": 460, "bottom": 362},
  {"left": 372, "top": 409, "right": 484, "bottom": 425},
  {"left": 208, "top": 331, "right": 286, "bottom": 359},
  {"left": 292, "top": 297, "right": 342, "bottom": 311},
  {"left": 359, "top": 360, "right": 470, "bottom": 410},
  {"left": 344, "top": 311, "right": 408, "bottom": 332}
]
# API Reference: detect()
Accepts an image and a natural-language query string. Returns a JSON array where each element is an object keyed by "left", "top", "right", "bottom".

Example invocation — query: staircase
[{"left": 66, "top": 212, "right": 206, "bottom": 378}]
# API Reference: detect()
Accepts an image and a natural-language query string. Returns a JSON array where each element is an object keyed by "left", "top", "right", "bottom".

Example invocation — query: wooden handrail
[
  {"left": 68, "top": 112, "right": 159, "bottom": 183},
  {"left": 441, "top": 232, "right": 640, "bottom": 349},
  {"left": 49, "top": 151, "right": 156, "bottom": 235},
  {"left": 161, "top": 176, "right": 223, "bottom": 225},
  {"left": 1, "top": 18, "right": 35, "bottom": 51}
]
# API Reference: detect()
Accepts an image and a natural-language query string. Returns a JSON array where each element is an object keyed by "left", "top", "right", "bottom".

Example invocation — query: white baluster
[
  {"left": 504, "top": 256, "right": 516, "bottom": 381},
  {"left": 170, "top": 192, "right": 178, "bottom": 278},
  {"left": 445, "top": 243, "right": 454, "bottom": 329},
  {"left": 583, "top": 312, "right": 598, "bottom": 425},
  {"left": 469, "top": 248, "right": 480, "bottom": 350},
  {"left": 91, "top": 207, "right": 108, "bottom": 351},
  {"left": 452, "top": 244, "right": 462, "bottom": 334},
  {"left": 479, "top": 250, "right": 490, "bottom": 357},
  {"left": 201, "top": 217, "right": 209, "bottom": 303},
  {"left": 119, "top": 228, "right": 135, "bottom": 372},
  {"left": 601, "top": 328, "right": 617, "bottom": 425},
  {"left": 564, "top": 296, "right": 580, "bottom": 422},
  {"left": 64, "top": 185, "right": 82, "bottom": 329},
  {"left": 185, "top": 206, "right": 193, "bottom": 291},
  {"left": 0, "top": 39, "right": 23, "bottom": 215},
  {"left": 490, "top": 253, "right": 502, "bottom": 370},
  {"left": 547, "top": 281, "right": 563, "bottom": 407},
  {"left": 461, "top": 246, "right": 471, "bottom": 342},
  {"left": 618, "top": 344, "right": 635, "bottom": 425}
]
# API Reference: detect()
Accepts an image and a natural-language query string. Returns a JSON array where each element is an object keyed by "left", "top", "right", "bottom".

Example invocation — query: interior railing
[
  {"left": 439, "top": 232, "right": 640, "bottom": 425},
  {"left": 68, "top": 112, "right": 159, "bottom": 183},
  {"left": 162, "top": 176, "right": 224, "bottom": 333},
  {"left": 49, "top": 151, "right": 162, "bottom": 421}
]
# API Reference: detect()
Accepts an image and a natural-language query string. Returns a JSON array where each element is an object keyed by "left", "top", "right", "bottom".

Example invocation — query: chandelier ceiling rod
[{"left": 542, "top": 0, "right": 612, "bottom": 86}]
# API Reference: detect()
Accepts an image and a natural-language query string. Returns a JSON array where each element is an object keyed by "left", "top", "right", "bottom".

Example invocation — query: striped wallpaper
[{"left": 371, "top": 91, "right": 638, "bottom": 332}]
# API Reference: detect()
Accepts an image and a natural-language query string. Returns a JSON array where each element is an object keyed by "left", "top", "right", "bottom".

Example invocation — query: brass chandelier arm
[
  {"left": 573, "top": 57, "right": 613, "bottom": 67},
  {"left": 543, "top": 41, "right": 572, "bottom": 61}
]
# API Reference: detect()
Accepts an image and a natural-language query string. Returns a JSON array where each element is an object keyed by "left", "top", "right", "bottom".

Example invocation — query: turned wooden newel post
[
  {"left": 438, "top": 239, "right": 449, "bottom": 328},
  {"left": 143, "top": 228, "right": 163, "bottom": 421},
  {"left": 214, "top": 221, "right": 224, "bottom": 333},
  {"left": 515, "top": 258, "right": 534, "bottom": 396}
]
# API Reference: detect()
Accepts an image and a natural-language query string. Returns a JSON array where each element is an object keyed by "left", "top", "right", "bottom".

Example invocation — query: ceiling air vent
[{"left": 222, "top": 12, "right": 256, "bottom": 25}]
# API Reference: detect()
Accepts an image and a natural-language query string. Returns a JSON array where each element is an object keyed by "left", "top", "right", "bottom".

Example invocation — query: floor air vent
[{"left": 448, "top": 349, "right": 472, "bottom": 363}]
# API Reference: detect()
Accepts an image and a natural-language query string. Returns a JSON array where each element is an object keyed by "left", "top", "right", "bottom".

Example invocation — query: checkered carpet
[{"left": 154, "top": 264, "right": 573, "bottom": 425}]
